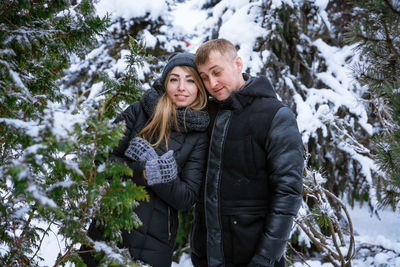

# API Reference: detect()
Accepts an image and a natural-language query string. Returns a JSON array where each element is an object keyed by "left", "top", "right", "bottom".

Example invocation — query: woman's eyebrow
[{"left": 170, "top": 73, "right": 193, "bottom": 78}]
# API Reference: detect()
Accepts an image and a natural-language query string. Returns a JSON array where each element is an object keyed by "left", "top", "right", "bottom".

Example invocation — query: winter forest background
[{"left": 1, "top": 0, "right": 400, "bottom": 266}]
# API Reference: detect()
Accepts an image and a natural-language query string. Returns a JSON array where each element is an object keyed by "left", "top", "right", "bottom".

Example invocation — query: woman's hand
[
  {"left": 145, "top": 150, "right": 177, "bottom": 185},
  {"left": 124, "top": 137, "right": 158, "bottom": 162}
]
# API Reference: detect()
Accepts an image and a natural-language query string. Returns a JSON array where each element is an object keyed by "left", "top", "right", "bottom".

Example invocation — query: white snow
[
  {"left": 109, "top": 49, "right": 131, "bottom": 74},
  {"left": 87, "top": 81, "right": 104, "bottom": 100},
  {"left": 141, "top": 30, "right": 158, "bottom": 49},
  {"left": 219, "top": 4, "right": 266, "bottom": 72},
  {"left": 171, "top": 0, "right": 207, "bottom": 33},
  {"left": 172, "top": 205, "right": 400, "bottom": 267},
  {"left": 49, "top": 109, "right": 86, "bottom": 140},
  {"left": 93, "top": 241, "right": 124, "bottom": 262},
  {"left": 95, "top": 0, "right": 167, "bottom": 20},
  {"left": 0, "top": 118, "right": 44, "bottom": 137},
  {"left": 27, "top": 184, "right": 58, "bottom": 208}
]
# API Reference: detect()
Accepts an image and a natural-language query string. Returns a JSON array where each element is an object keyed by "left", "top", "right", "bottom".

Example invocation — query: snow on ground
[
  {"left": 291, "top": 204, "right": 400, "bottom": 267},
  {"left": 350, "top": 204, "right": 400, "bottom": 244},
  {"left": 170, "top": 204, "right": 400, "bottom": 267},
  {"left": 38, "top": 204, "right": 400, "bottom": 266}
]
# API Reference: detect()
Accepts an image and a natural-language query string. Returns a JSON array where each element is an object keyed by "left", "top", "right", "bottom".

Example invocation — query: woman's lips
[{"left": 175, "top": 94, "right": 188, "bottom": 100}]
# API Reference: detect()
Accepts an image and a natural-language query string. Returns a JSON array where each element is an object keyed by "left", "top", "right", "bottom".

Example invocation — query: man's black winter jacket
[{"left": 190, "top": 75, "right": 304, "bottom": 267}]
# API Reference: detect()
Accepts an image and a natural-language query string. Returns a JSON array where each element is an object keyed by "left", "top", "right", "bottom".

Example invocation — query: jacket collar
[{"left": 209, "top": 74, "right": 277, "bottom": 111}]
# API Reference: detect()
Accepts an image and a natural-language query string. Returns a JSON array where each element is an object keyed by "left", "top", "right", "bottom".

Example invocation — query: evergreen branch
[
  {"left": 382, "top": 20, "right": 400, "bottom": 58},
  {"left": 29, "top": 222, "right": 53, "bottom": 263},
  {"left": 295, "top": 221, "right": 326, "bottom": 250},
  {"left": 368, "top": 94, "right": 395, "bottom": 133},
  {"left": 286, "top": 241, "right": 312, "bottom": 267},
  {"left": 323, "top": 188, "right": 356, "bottom": 261},
  {"left": 296, "top": 221, "right": 340, "bottom": 264},
  {"left": 6, "top": 27, "right": 60, "bottom": 37},
  {"left": 0, "top": 1, "right": 14, "bottom": 19},
  {"left": 54, "top": 241, "right": 76, "bottom": 267},
  {"left": 355, "top": 32, "right": 383, "bottom": 44},
  {"left": 359, "top": 70, "right": 386, "bottom": 90},
  {"left": 308, "top": 220, "right": 327, "bottom": 244},
  {"left": 356, "top": 243, "right": 400, "bottom": 256},
  {"left": 17, "top": 210, "right": 35, "bottom": 249},
  {"left": 298, "top": 166, "right": 357, "bottom": 266},
  {"left": 384, "top": 0, "right": 400, "bottom": 16},
  {"left": 328, "top": 219, "right": 345, "bottom": 266},
  {"left": 332, "top": 217, "right": 345, "bottom": 246},
  {"left": 2, "top": 16, "right": 16, "bottom": 27},
  {"left": 325, "top": 255, "right": 340, "bottom": 267}
]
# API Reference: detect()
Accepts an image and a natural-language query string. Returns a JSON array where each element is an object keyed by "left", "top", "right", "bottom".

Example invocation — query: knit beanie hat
[{"left": 160, "top": 52, "right": 197, "bottom": 88}]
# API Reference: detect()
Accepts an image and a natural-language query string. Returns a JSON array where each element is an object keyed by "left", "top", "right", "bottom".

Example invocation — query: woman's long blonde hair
[{"left": 138, "top": 66, "right": 207, "bottom": 148}]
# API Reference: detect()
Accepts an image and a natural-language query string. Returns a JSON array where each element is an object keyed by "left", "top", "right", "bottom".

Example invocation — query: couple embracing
[{"left": 81, "top": 38, "right": 304, "bottom": 267}]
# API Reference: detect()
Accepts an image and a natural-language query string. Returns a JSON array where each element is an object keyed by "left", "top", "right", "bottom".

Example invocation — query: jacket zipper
[
  {"left": 168, "top": 206, "right": 171, "bottom": 241},
  {"left": 205, "top": 110, "right": 232, "bottom": 267}
]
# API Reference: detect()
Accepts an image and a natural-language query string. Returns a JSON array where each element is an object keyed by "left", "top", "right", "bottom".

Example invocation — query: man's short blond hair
[{"left": 195, "top": 38, "right": 237, "bottom": 65}]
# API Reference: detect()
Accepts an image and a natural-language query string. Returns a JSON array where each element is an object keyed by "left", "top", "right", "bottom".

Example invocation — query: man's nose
[{"left": 209, "top": 76, "right": 218, "bottom": 88}]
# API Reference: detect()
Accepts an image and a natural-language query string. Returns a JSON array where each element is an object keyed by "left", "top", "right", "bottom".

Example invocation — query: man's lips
[{"left": 214, "top": 87, "right": 224, "bottom": 94}]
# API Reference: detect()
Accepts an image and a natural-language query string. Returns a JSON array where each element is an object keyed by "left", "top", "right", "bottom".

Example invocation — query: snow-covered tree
[
  {"left": 0, "top": 1, "right": 147, "bottom": 265},
  {"left": 184, "top": 0, "right": 381, "bottom": 209},
  {"left": 292, "top": 158, "right": 356, "bottom": 267},
  {"left": 13, "top": 0, "right": 396, "bottom": 265},
  {"left": 346, "top": 0, "right": 400, "bottom": 212}
]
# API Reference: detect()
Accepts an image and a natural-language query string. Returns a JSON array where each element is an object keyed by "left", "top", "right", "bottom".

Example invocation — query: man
[{"left": 190, "top": 38, "right": 304, "bottom": 267}]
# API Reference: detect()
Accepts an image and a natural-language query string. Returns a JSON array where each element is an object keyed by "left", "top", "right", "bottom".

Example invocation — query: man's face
[{"left": 197, "top": 51, "right": 245, "bottom": 101}]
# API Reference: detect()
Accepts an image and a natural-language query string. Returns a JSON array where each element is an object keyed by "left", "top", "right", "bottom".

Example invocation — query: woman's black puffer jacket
[{"left": 83, "top": 88, "right": 209, "bottom": 267}]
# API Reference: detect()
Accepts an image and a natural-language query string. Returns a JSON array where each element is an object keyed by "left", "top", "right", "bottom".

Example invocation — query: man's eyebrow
[{"left": 199, "top": 65, "right": 219, "bottom": 75}]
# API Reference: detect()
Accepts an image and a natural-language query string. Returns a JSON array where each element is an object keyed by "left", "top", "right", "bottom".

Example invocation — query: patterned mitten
[
  {"left": 124, "top": 137, "right": 158, "bottom": 162},
  {"left": 145, "top": 150, "right": 178, "bottom": 185}
]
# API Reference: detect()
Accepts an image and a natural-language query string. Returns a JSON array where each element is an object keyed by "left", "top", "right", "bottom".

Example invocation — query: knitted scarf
[{"left": 140, "top": 87, "right": 210, "bottom": 133}]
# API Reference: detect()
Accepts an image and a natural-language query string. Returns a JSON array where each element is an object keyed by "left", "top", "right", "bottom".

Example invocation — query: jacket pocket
[{"left": 228, "top": 214, "right": 265, "bottom": 264}]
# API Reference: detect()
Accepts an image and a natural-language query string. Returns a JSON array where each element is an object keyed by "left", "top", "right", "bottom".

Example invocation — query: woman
[{"left": 81, "top": 52, "right": 209, "bottom": 267}]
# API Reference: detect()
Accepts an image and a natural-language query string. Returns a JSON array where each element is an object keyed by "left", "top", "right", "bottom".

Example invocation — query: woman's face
[{"left": 166, "top": 66, "right": 199, "bottom": 107}]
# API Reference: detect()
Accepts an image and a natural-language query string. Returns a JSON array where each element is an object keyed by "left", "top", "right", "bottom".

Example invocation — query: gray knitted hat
[{"left": 160, "top": 52, "right": 197, "bottom": 87}]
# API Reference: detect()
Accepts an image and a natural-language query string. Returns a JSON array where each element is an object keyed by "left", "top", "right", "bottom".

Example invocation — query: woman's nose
[{"left": 178, "top": 80, "right": 185, "bottom": 91}]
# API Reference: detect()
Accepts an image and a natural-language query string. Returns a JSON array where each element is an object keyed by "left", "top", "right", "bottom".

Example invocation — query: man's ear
[{"left": 234, "top": 56, "right": 243, "bottom": 72}]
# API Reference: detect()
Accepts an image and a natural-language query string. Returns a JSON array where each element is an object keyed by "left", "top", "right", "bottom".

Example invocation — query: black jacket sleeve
[
  {"left": 250, "top": 106, "right": 304, "bottom": 265},
  {"left": 150, "top": 133, "right": 208, "bottom": 211},
  {"left": 108, "top": 102, "right": 148, "bottom": 186}
]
